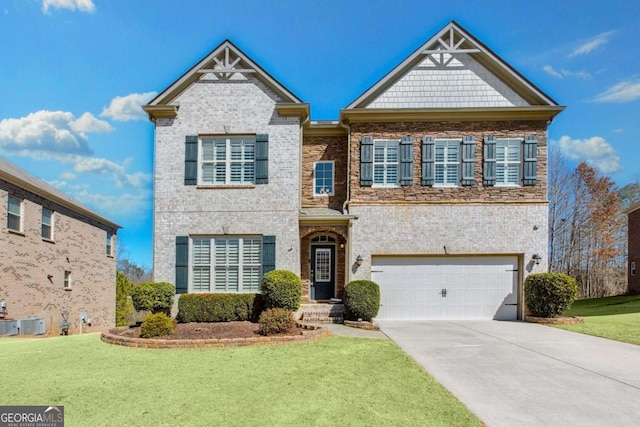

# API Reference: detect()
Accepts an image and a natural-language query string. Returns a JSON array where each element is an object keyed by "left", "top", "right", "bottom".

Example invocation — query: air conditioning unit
[
  {"left": 0, "top": 320, "right": 19, "bottom": 336},
  {"left": 19, "top": 317, "right": 46, "bottom": 335}
]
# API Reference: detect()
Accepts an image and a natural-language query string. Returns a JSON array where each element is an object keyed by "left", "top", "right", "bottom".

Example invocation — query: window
[
  {"left": 496, "top": 139, "right": 521, "bottom": 186},
  {"left": 373, "top": 140, "right": 399, "bottom": 186},
  {"left": 201, "top": 136, "right": 255, "bottom": 185},
  {"left": 64, "top": 271, "right": 72, "bottom": 289},
  {"left": 314, "top": 161, "right": 334, "bottom": 195},
  {"left": 106, "top": 232, "right": 114, "bottom": 256},
  {"left": 434, "top": 139, "right": 460, "bottom": 186},
  {"left": 192, "top": 237, "right": 262, "bottom": 293},
  {"left": 7, "top": 195, "right": 22, "bottom": 232},
  {"left": 42, "top": 208, "right": 54, "bottom": 240},
  {"left": 632, "top": 262, "right": 636, "bottom": 276}
]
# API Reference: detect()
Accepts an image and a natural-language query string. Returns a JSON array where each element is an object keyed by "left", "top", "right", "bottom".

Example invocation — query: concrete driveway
[{"left": 379, "top": 320, "right": 640, "bottom": 427}]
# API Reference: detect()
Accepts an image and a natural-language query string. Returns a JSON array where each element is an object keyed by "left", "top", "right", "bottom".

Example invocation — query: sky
[{"left": 1, "top": 0, "right": 639, "bottom": 268}]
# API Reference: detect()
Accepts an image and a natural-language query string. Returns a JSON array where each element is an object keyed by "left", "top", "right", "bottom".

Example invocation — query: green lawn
[
  {"left": 557, "top": 295, "right": 640, "bottom": 345},
  {"left": 0, "top": 334, "right": 481, "bottom": 427}
]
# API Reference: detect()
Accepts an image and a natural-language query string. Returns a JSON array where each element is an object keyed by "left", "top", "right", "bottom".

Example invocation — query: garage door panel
[{"left": 372, "top": 256, "right": 518, "bottom": 320}]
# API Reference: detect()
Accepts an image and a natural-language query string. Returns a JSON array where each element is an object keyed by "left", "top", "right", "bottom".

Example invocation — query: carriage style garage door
[{"left": 372, "top": 256, "right": 519, "bottom": 320}]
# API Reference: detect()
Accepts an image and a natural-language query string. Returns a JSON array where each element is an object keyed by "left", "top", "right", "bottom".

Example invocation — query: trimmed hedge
[
  {"left": 140, "top": 313, "right": 176, "bottom": 338},
  {"left": 344, "top": 280, "right": 380, "bottom": 321},
  {"left": 261, "top": 270, "right": 301, "bottom": 310},
  {"left": 258, "top": 308, "right": 295, "bottom": 336},
  {"left": 130, "top": 282, "right": 175, "bottom": 315},
  {"left": 176, "top": 293, "right": 264, "bottom": 323},
  {"left": 525, "top": 273, "right": 578, "bottom": 318}
]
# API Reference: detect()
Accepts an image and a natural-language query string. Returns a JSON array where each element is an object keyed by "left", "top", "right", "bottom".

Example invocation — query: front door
[{"left": 311, "top": 245, "right": 335, "bottom": 300}]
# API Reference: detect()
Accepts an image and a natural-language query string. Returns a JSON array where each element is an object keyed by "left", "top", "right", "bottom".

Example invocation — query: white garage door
[{"left": 372, "top": 256, "right": 518, "bottom": 320}]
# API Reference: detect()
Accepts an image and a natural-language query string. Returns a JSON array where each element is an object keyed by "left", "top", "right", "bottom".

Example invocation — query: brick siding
[{"left": 301, "top": 135, "right": 348, "bottom": 210}]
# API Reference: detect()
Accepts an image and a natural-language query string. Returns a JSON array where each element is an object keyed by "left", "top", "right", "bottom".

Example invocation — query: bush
[
  {"left": 260, "top": 270, "right": 301, "bottom": 310},
  {"left": 139, "top": 313, "right": 176, "bottom": 338},
  {"left": 525, "top": 273, "right": 578, "bottom": 318},
  {"left": 258, "top": 308, "right": 295, "bottom": 336},
  {"left": 130, "top": 282, "right": 175, "bottom": 314},
  {"left": 344, "top": 280, "right": 380, "bottom": 321},
  {"left": 116, "top": 271, "right": 134, "bottom": 326},
  {"left": 177, "top": 293, "right": 264, "bottom": 323}
]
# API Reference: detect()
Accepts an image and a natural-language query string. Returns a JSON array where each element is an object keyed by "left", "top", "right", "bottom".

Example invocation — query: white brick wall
[
  {"left": 368, "top": 53, "right": 528, "bottom": 108},
  {"left": 349, "top": 203, "right": 548, "bottom": 280},
  {"left": 153, "top": 73, "right": 302, "bottom": 284}
]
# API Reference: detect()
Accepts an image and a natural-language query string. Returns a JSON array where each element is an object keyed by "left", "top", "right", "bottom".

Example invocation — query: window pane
[
  {"left": 386, "top": 165, "right": 397, "bottom": 183},
  {"left": 243, "top": 140, "right": 255, "bottom": 161},
  {"left": 214, "top": 139, "right": 226, "bottom": 160},
  {"left": 193, "top": 267, "right": 210, "bottom": 292},
  {"left": 8, "top": 196, "right": 20, "bottom": 215},
  {"left": 202, "top": 139, "right": 214, "bottom": 161},
  {"left": 230, "top": 139, "right": 242, "bottom": 160},
  {"left": 386, "top": 144, "right": 398, "bottom": 162},
  {"left": 215, "top": 163, "right": 226, "bottom": 184},
  {"left": 230, "top": 163, "right": 242, "bottom": 182}
]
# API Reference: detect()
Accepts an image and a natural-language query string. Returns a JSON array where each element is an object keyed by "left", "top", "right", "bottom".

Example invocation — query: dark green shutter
[
  {"left": 255, "top": 134, "right": 269, "bottom": 184},
  {"left": 360, "top": 136, "right": 374, "bottom": 186},
  {"left": 400, "top": 136, "right": 414, "bottom": 186},
  {"left": 421, "top": 136, "right": 435, "bottom": 186},
  {"left": 461, "top": 136, "right": 475, "bottom": 186},
  {"left": 262, "top": 235, "right": 276, "bottom": 276},
  {"left": 175, "top": 236, "right": 189, "bottom": 294},
  {"left": 184, "top": 136, "right": 198, "bottom": 185},
  {"left": 523, "top": 135, "right": 538, "bottom": 186},
  {"left": 483, "top": 136, "right": 496, "bottom": 186}
]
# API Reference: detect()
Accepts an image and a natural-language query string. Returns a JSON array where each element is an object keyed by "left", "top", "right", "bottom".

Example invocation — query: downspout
[
  {"left": 299, "top": 114, "right": 310, "bottom": 279},
  {"left": 339, "top": 115, "right": 353, "bottom": 284}
]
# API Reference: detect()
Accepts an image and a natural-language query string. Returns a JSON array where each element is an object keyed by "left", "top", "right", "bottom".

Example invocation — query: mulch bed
[{"left": 122, "top": 321, "right": 306, "bottom": 340}]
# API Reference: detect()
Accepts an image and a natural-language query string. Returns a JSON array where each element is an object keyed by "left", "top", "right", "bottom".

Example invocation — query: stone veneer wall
[
  {"left": 153, "top": 74, "right": 302, "bottom": 284},
  {"left": 349, "top": 120, "right": 548, "bottom": 203},
  {"left": 299, "top": 225, "right": 348, "bottom": 301},
  {"left": 0, "top": 179, "right": 117, "bottom": 334},
  {"left": 301, "top": 135, "right": 348, "bottom": 210}
]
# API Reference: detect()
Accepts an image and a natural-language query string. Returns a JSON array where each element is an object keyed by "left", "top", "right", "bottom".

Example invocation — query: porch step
[{"left": 297, "top": 304, "right": 344, "bottom": 324}]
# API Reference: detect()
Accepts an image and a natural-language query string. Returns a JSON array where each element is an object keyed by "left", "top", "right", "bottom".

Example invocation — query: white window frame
[
  {"left": 7, "top": 195, "right": 23, "bottom": 232},
  {"left": 200, "top": 136, "right": 255, "bottom": 185},
  {"left": 495, "top": 139, "right": 522, "bottom": 186},
  {"left": 434, "top": 139, "right": 460, "bottom": 187},
  {"left": 106, "top": 232, "right": 114, "bottom": 256},
  {"left": 190, "top": 236, "right": 262, "bottom": 293},
  {"left": 42, "top": 207, "right": 54, "bottom": 240},
  {"left": 373, "top": 139, "right": 399, "bottom": 187},
  {"left": 64, "top": 271, "right": 72, "bottom": 289},
  {"left": 313, "top": 161, "right": 335, "bottom": 196}
]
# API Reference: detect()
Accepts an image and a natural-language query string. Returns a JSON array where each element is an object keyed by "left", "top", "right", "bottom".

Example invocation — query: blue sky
[{"left": 1, "top": 0, "right": 638, "bottom": 268}]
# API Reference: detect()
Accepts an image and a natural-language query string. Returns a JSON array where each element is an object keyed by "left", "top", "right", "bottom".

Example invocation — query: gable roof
[
  {"left": 0, "top": 157, "right": 121, "bottom": 230},
  {"left": 144, "top": 39, "right": 303, "bottom": 118},
  {"left": 346, "top": 20, "right": 561, "bottom": 111}
]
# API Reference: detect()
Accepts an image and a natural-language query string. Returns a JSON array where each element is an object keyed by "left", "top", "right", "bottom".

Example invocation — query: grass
[
  {"left": 556, "top": 295, "right": 640, "bottom": 345},
  {"left": 0, "top": 334, "right": 481, "bottom": 427}
]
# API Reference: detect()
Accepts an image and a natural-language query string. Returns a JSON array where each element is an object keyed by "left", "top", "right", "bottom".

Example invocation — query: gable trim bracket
[
  {"left": 142, "top": 105, "right": 179, "bottom": 122},
  {"left": 340, "top": 106, "right": 565, "bottom": 124}
]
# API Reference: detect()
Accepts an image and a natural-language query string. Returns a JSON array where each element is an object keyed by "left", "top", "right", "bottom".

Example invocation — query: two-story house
[
  {"left": 0, "top": 157, "right": 120, "bottom": 334},
  {"left": 145, "top": 21, "right": 563, "bottom": 321}
]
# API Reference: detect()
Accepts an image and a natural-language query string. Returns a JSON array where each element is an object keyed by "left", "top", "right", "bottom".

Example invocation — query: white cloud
[
  {"left": 70, "top": 156, "right": 152, "bottom": 189},
  {"left": 613, "top": 128, "right": 624, "bottom": 134},
  {"left": 73, "top": 189, "right": 151, "bottom": 221},
  {"left": 569, "top": 31, "right": 615, "bottom": 57},
  {"left": 0, "top": 110, "right": 95, "bottom": 156},
  {"left": 70, "top": 112, "right": 113, "bottom": 133},
  {"left": 60, "top": 171, "right": 77, "bottom": 180},
  {"left": 556, "top": 135, "right": 622, "bottom": 174},
  {"left": 100, "top": 92, "right": 157, "bottom": 122},
  {"left": 593, "top": 80, "right": 640, "bottom": 103},
  {"left": 42, "top": 0, "right": 95, "bottom": 13},
  {"left": 543, "top": 65, "right": 591, "bottom": 79}
]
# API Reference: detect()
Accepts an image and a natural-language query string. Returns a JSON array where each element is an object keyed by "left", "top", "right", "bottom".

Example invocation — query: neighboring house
[
  {"left": 0, "top": 157, "right": 120, "bottom": 334},
  {"left": 626, "top": 202, "right": 640, "bottom": 294},
  {"left": 145, "top": 21, "right": 563, "bottom": 321}
]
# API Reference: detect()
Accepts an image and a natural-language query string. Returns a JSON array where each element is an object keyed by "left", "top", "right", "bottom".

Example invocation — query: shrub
[
  {"left": 130, "top": 282, "right": 175, "bottom": 315},
  {"left": 177, "top": 293, "right": 264, "bottom": 323},
  {"left": 260, "top": 270, "right": 301, "bottom": 310},
  {"left": 344, "top": 280, "right": 380, "bottom": 321},
  {"left": 258, "top": 308, "right": 295, "bottom": 336},
  {"left": 525, "top": 273, "right": 578, "bottom": 318},
  {"left": 140, "top": 313, "right": 176, "bottom": 338},
  {"left": 116, "top": 271, "right": 134, "bottom": 326}
]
